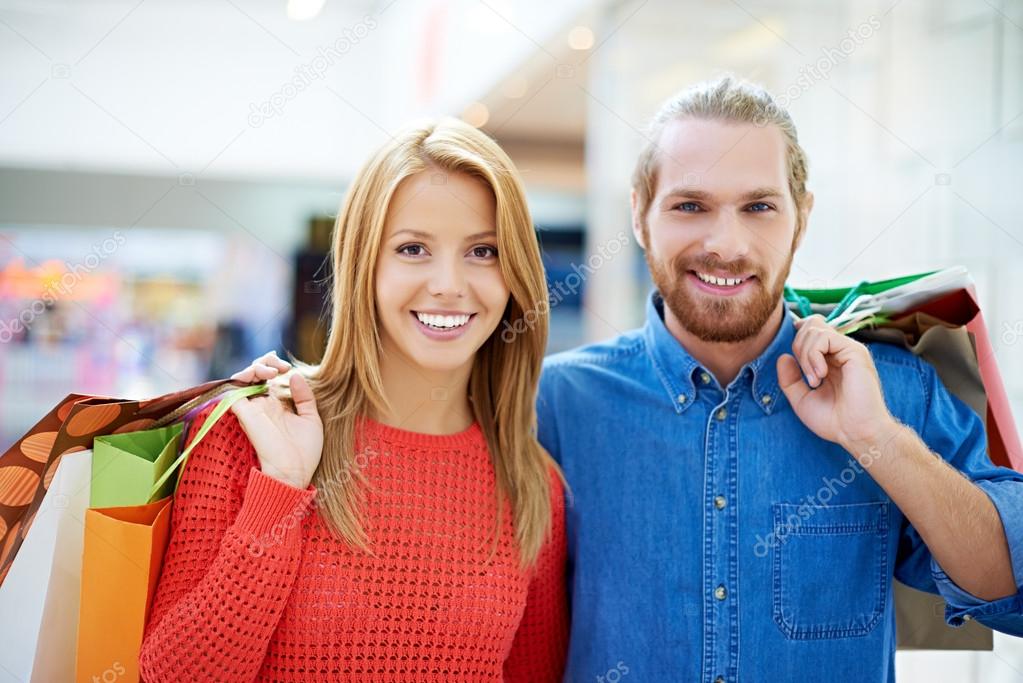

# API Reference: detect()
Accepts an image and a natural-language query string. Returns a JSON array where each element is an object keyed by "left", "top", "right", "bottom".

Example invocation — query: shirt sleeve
[
  {"left": 138, "top": 406, "right": 317, "bottom": 682},
  {"left": 503, "top": 466, "right": 569, "bottom": 682},
  {"left": 536, "top": 364, "right": 562, "bottom": 464},
  {"left": 894, "top": 357, "right": 1023, "bottom": 635}
]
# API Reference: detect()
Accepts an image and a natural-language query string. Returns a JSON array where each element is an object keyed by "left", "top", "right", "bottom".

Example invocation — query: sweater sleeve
[
  {"left": 503, "top": 466, "right": 569, "bottom": 683},
  {"left": 138, "top": 405, "right": 316, "bottom": 682}
]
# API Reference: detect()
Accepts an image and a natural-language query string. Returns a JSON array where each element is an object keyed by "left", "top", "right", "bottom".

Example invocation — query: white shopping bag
[{"left": 0, "top": 449, "right": 92, "bottom": 682}]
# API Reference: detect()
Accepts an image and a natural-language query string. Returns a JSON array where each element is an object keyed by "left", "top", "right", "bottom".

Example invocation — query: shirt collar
[{"left": 642, "top": 289, "right": 795, "bottom": 415}]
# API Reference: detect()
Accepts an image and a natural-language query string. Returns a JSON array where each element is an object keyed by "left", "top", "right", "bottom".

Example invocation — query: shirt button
[
  {"left": 714, "top": 495, "right": 727, "bottom": 510},
  {"left": 715, "top": 678, "right": 726, "bottom": 683},
  {"left": 700, "top": 372, "right": 711, "bottom": 384},
  {"left": 715, "top": 408, "right": 727, "bottom": 421},
  {"left": 677, "top": 393, "right": 687, "bottom": 404},
  {"left": 714, "top": 585, "right": 727, "bottom": 600},
  {"left": 761, "top": 394, "right": 772, "bottom": 405}
]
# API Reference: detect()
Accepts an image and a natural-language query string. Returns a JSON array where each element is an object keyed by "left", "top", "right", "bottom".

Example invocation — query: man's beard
[{"left": 645, "top": 245, "right": 793, "bottom": 343}]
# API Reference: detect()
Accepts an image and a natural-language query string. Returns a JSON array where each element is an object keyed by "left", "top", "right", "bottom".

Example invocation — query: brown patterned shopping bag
[{"left": 0, "top": 377, "right": 240, "bottom": 587}]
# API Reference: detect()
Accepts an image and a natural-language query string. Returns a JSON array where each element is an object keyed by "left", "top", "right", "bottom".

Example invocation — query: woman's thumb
[{"left": 290, "top": 372, "right": 318, "bottom": 417}]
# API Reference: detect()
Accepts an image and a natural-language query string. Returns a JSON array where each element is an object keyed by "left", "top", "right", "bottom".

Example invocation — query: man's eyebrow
[
  {"left": 660, "top": 186, "right": 785, "bottom": 202},
  {"left": 389, "top": 229, "right": 498, "bottom": 241}
]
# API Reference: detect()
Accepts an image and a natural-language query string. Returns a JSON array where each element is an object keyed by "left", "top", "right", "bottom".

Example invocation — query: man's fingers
[
  {"left": 792, "top": 327, "right": 819, "bottom": 386},
  {"left": 777, "top": 354, "right": 811, "bottom": 406}
]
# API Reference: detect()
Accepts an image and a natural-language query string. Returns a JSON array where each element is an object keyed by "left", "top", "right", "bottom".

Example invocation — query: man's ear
[
  {"left": 630, "top": 189, "right": 647, "bottom": 250},
  {"left": 794, "top": 190, "right": 814, "bottom": 252}
]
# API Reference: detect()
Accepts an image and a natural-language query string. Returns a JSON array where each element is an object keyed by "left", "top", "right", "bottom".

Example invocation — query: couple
[{"left": 139, "top": 76, "right": 1023, "bottom": 682}]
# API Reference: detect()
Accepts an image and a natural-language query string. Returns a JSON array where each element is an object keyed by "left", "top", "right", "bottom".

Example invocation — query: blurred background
[{"left": 1, "top": 0, "right": 1021, "bottom": 678}]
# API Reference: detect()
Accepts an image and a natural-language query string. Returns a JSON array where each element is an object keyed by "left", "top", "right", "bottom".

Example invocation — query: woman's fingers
[
  {"left": 263, "top": 350, "right": 291, "bottom": 371},
  {"left": 289, "top": 373, "right": 319, "bottom": 419},
  {"left": 230, "top": 350, "right": 291, "bottom": 381}
]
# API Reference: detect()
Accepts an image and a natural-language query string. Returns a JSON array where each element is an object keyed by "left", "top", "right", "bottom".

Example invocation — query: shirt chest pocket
[{"left": 771, "top": 501, "right": 890, "bottom": 640}]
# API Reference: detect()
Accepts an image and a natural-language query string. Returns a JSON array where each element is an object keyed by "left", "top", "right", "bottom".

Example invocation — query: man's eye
[
  {"left": 747, "top": 202, "right": 774, "bottom": 212},
  {"left": 675, "top": 202, "right": 702, "bottom": 212},
  {"left": 398, "top": 244, "right": 425, "bottom": 256},
  {"left": 471, "top": 245, "right": 498, "bottom": 259}
]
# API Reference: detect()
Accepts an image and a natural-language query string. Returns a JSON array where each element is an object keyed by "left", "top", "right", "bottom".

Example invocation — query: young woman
[{"left": 139, "top": 118, "right": 568, "bottom": 682}]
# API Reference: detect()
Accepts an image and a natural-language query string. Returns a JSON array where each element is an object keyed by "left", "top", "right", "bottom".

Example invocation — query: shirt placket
[{"left": 701, "top": 371, "right": 740, "bottom": 683}]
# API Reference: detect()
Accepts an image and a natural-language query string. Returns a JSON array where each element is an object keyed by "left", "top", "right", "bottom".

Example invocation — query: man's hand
[{"left": 776, "top": 315, "right": 898, "bottom": 456}]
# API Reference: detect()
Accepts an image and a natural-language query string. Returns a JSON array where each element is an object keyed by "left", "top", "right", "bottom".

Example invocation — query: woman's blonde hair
[{"left": 273, "top": 117, "right": 558, "bottom": 567}]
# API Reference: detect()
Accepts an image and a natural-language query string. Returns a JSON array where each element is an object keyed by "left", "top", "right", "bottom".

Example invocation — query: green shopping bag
[
  {"left": 91, "top": 423, "right": 184, "bottom": 508},
  {"left": 87, "top": 383, "right": 268, "bottom": 509}
]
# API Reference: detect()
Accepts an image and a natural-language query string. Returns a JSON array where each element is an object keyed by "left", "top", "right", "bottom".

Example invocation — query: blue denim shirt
[{"left": 537, "top": 289, "right": 1023, "bottom": 682}]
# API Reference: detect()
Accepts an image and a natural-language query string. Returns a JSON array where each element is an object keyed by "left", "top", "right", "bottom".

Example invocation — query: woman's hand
[
  {"left": 231, "top": 349, "right": 292, "bottom": 383},
  {"left": 229, "top": 360, "right": 323, "bottom": 490}
]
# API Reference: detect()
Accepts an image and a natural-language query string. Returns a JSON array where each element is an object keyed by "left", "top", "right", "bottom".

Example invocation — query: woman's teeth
[
  {"left": 695, "top": 271, "right": 746, "bottom": 287},
  {"left": 415, "top": 312, "right": 472, "bottom": 329}
]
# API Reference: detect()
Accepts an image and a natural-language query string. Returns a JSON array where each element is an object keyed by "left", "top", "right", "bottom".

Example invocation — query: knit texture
[{"left": 138, "top": 405, "right": 568, "bottom": 682}]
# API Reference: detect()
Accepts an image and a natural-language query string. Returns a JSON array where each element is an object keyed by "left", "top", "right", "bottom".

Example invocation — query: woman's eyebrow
[{"left": 390, "top": 229, "right": 497, "bottom": 241}]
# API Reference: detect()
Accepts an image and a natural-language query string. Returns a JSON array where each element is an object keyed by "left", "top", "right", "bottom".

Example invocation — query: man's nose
[{"left": 702, "top": 211, "right": 751, "bottom": 263}]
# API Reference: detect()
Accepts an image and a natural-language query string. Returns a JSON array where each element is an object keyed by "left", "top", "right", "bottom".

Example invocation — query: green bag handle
[
  {"left": 149, "top": 382, "right": 269, "bottom": 499},
  {"left": 784, "top": 271, "right": 941, "bottom": 321},
  {"left": 783, "top": 285, "right": 813, "bottom": 318},
  {"left": 824, "top": 280, "right": 868, "bottom": 323}
]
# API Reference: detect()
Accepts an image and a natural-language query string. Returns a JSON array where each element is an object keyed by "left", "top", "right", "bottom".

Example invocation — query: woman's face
[{"left": 374, "top": 168, "right": 510, "bottom": 377}]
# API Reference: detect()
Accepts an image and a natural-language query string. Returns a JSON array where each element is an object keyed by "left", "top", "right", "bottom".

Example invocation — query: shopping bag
[
  {"left": 786, "top": 268, "right": 1021, "bottom": 650},
  {"left": 0, "top": 449, "right": 92, "bottom": 681},
  {"left": 0, "top": 377, "right": 241, "bottom": 587},
  {"left": 75, "top": 498, "right": 171, "bottom": 683},
  {"left": 74, "top": 383, "right": 268, "bottom": 683},
  {"left": 91, "top": 422, "right": 184, "bottom": 508}
]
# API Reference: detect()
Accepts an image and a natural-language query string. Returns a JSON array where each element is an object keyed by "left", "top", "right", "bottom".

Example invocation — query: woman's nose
[{"left": 427, "top": 256, "right": 467, "bottom": 298}]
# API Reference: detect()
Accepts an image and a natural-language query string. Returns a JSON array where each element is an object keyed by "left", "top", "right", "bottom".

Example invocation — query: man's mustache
[{"left": 668, "top": 255, "right": 763, "bottom": 281}]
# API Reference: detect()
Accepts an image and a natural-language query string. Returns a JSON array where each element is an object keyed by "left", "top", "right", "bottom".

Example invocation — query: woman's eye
[
  {"left": 398, "top": 244, "right": 426, "bottom": 257},
  {"left": 747, "top": 202, "right": 773, "bottom": 213},
  {"left": 470, "top": 245, "right": 498, "bottom": 259},
  {"left": 675, "top": 202, "right": 702, "bottom": 213}
]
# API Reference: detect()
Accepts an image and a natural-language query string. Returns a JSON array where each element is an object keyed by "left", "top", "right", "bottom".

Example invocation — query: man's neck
[{"left": 662, "top": 300, "right": 786, "bottom": 388}]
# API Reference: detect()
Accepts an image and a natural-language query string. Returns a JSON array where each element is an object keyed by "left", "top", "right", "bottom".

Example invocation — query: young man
[{"left": 537, "top": 76, "right": 1023, "bottom": 681}]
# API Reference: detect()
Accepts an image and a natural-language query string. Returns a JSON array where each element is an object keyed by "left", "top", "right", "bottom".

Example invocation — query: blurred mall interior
[{"left": 1, "top": 0, "right": 1022, "bottom": 678}]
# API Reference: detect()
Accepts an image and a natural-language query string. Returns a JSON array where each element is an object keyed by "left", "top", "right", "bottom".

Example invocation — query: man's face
[{"left": 632, "top": 118, "right": 811, "bottom": 343}]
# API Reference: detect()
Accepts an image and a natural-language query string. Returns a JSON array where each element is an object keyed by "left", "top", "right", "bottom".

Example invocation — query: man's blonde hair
[{"left": 632, "top": 75, "right": 810, "bottom": 233}]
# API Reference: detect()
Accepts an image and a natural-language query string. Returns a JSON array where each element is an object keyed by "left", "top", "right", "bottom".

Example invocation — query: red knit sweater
[{"left": 138, "top": 405, "right": 568, "bottom": 682}]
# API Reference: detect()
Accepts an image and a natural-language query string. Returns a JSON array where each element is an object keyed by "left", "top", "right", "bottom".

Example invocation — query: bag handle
[
  {"left": 150, "top": 381, "right": 243, "bottom": 428},
  {"left": 149, "top": 382, "right": 269, "bottom": 498}
]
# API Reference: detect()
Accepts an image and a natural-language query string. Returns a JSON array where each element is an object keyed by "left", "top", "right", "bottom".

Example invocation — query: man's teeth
[
  {"left": 415, "top": 312, "right": 472, "bottom": 329},
  {"left": 695, "top": 272, "right": 746, "bottom": 287}
]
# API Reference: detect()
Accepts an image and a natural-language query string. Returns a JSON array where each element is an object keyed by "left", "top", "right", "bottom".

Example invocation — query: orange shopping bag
[
  {"left": 74, "top": 498, "right": 171, "bottom": 683},
  {"left": 73, "top": 383, "right": 268, "bottom": 683}
]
